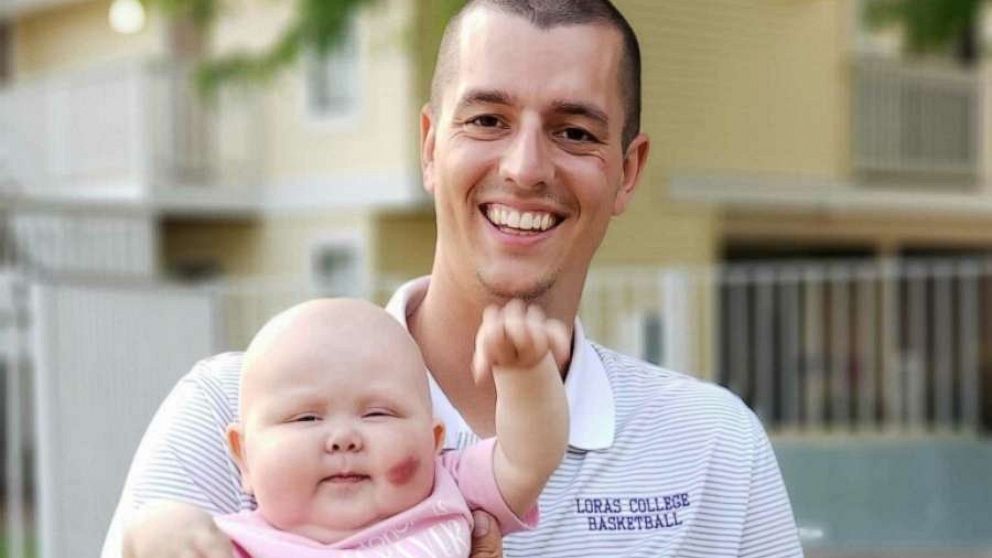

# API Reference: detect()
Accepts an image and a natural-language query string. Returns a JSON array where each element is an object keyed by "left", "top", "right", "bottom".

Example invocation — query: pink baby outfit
[{"left": 214, "top": 438, "right": 537, "bottom": 557}]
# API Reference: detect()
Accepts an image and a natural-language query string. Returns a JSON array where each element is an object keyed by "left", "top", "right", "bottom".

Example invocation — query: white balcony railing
[
  {"left": 0, "top": 210, "right": 157, "bottom": 277},
  {"left": 852, "top": 57, "right": 981, "bottom": 179},
  {"left": 0, "top": 59, "right": 263, "bottom": 205}
]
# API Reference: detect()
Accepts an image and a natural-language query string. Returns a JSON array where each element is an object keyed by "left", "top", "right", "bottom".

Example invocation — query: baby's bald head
[
  {"left": 228, "top": 299, "right": 446, "bottom": 539},
  {"left": 240, "top": 298, "right": 432, "bottom": 418}
]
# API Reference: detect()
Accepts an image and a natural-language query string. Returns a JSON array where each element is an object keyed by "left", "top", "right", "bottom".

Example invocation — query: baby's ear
[
  {"left": 432, "top": 419, "right": 446, "bottom": 455},
  {"left": 226, "top": 423, "right": 254, "bottom": 494}
]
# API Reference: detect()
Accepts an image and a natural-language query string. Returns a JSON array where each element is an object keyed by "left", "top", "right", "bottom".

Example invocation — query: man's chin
[{"left": 476, "top": 269, "right": 556, "bottom": 302}]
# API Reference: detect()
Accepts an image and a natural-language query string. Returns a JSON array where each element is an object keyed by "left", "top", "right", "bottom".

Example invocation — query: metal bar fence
[{"left": 582, "top": 258, "right": 988, "bottom": 434}]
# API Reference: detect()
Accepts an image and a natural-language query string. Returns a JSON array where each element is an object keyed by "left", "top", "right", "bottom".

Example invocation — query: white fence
[
  {"left": 582, "top": 259, "right": 986, "bottom": 435},
  {"left": 29, "top": 280, "right": 219, "bottom": 558},
  {"left": 852, "top": 56, "right": 981, "bottom": 178}
]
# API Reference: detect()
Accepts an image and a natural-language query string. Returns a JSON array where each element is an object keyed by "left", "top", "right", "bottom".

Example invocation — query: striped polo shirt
[{"left": 102, "top": 278, "right": 803, "bottom": 557}]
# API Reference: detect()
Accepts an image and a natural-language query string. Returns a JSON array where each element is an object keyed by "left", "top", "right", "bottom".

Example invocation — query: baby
[{"left": 214, "top": 298, "right": 570, "bottom": 557}]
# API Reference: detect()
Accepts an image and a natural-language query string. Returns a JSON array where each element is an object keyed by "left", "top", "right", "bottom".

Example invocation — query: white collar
[{"left": 385, "top": 277, "right": 615, "bottom": 452}]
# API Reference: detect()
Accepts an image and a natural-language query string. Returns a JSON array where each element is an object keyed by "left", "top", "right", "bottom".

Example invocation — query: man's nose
[
  {"left": 499, "top": 118, "right": 554, "bottom": 190},
  {"left": 325, "top": 425, "right": 363, "bottom": 453}
]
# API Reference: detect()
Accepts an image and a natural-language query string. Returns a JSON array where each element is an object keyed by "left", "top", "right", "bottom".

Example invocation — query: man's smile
[{"left": 481, "top": 203, "right": 563, "bottom": 235}]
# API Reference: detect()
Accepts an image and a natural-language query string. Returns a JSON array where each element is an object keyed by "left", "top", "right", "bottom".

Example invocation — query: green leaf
[
  {"left": 144, "top": 0, "right": 379, "bottom": 93},
  {"left": 863, "top": 0, "right": 983, "bottom": 55}
]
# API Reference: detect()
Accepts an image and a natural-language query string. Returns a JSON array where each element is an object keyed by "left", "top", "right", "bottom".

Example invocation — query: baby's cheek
[{"left": 386, "top": 454, "right": 421, "bottom": 486}]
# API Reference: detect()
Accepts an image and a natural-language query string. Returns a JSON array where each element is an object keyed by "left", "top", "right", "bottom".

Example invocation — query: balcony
[
  {"left": 0, "top": 59, "right": 263, "bottom": 212},
  {"left": 852, "top": 56, "right": 981, "bottom": 183},
  {"left": 668, "top": 55, "right": 992, "bottom": 215}
]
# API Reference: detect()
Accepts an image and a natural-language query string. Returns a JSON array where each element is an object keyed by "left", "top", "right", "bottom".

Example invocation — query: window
[
  {"left": 304, "top": 19, "right": 360, "bottom": 120},
  {"left": 310, "top": 235, "right": 365, "bottom": 297}
]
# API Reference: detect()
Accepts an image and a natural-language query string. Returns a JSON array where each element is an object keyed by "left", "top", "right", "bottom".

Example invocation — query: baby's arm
[{"left": 472, "top": 300, "right": 570, "bottom": 518}]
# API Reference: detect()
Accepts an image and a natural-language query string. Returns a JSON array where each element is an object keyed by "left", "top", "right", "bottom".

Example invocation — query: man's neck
[
  {"left": 409, "top": 270, "right": 494, "bottom": 434},
  {"left": 408, "top": 267, "right": 579, "bottom": 437},
  {"left": 410, "top": 270, "right": 478, "bottom": 376}
]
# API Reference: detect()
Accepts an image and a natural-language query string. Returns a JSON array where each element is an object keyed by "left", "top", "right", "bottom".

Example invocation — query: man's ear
[
  {"left": 420, "top": 103, "right": 438, "bottom": 195},
  {"left": 613, "top": 133, "right": 651, "bottom": 216},
  {"left": 432, "top": 419, "right": 446, "bottom": 455},
  {"left": 226, "top": 423, "right": 253, "bottom": 494}
]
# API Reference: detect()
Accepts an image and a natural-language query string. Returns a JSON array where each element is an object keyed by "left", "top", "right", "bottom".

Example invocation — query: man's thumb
[{"left": 470, "top": 511, "right": 503, "bottom": 558}]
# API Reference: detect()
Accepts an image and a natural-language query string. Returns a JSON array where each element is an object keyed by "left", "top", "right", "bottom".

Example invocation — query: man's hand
[
  {"left": 472, "top": 299, "right": 570, "bottom": 382},
  {"left": 470, "top": 510, "right": 504, "bottom": 558},
  {"left": 123, "top": 501, "right": 233, "bottom": 558}
]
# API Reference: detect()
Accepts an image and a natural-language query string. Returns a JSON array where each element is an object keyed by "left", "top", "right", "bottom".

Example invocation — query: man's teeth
[{"left": 486, "top": 206, "right": 556, "bottom": 231}]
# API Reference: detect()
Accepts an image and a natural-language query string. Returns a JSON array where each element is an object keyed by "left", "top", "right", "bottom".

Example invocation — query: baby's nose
[{"left": 326, "top": 427, "right": 363, "bottom": 452}]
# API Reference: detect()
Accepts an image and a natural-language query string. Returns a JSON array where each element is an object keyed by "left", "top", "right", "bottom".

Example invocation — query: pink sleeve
[{"left": 440, "top": 437, "right": 539, "bottom": 535}]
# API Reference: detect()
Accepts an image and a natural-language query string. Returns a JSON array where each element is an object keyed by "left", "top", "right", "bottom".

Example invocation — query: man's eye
[
  {"left": 467, "top": 115, "right": 502, "bottom": 128},
  {"left": 560, "top": 127, "right": 596, "bottom": 142}
]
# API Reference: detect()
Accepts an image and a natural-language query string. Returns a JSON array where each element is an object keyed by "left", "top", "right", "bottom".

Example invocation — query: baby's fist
[{"left": 472, "top": 300, "right": 570, "bottom": 383}]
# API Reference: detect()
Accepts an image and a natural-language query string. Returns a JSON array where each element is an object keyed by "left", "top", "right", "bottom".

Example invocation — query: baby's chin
[{"left": 272, "top": 479, "right": 436, "bottom": 544}]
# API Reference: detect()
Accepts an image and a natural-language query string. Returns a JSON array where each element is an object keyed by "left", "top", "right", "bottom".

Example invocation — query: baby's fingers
[
  {"left": 521, "top": 304, "right": 551, "bottom": 363},
  {"left": 476, "top": 305, "right": 520, "bottom": 379},
  {"left": 473, "top": 305, "right": 501, "bottom": 383},
  {"left": 507, "top": 301, "right": 553, "bottom": 367},
  {"left": 472, "top": 326, "right": 490, "bottom": 384}
]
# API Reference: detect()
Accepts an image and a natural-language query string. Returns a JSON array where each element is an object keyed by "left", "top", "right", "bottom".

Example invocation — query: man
[{"left": 105, "top": 1, "right": 804, "bottom": 556}]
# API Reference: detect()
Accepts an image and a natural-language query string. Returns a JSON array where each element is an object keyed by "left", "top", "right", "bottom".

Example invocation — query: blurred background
[{"left": 1, "top": 0, "right": 991, "bottom": 556}]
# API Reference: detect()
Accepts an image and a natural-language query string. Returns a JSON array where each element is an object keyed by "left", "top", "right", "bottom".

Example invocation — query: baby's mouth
[{"left": 322, "top": 473, "right": 370, "bottom": 484}]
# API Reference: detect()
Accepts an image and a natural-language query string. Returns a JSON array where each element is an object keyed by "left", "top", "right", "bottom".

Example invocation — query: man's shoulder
[
  {"left": 187, "top": 351, "right": 245, "bottom": 382},
  {"left": 176, "top": 351, "right": 245, "bottom": 417},
  {"left": 592, "top": 344, "right": 754, "bottom": 430}
]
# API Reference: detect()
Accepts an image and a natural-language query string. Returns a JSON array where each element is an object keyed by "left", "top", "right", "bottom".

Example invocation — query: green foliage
[
  {"left": 438, "top": 0, "right": 466, "bottom": 21},
  {"left": 142, "top": 0, "right": 378, "bottom": 93},
  {"left": 413, "top": 0, "right": 465, "bottom": 99},
  {"left": 864, "top": 0, "right": 983, "bottom": 55},
  {"left": 139, "top": 0, "right": 218, "bottom": 28}
]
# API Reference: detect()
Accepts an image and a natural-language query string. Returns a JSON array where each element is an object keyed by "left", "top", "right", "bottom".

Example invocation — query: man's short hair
[{"left": 430, "top": 0, "right": 642, "bottom": 150}]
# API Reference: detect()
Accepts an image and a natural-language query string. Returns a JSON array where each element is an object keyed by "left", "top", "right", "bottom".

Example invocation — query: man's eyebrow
[
  {"left": 550, "top": 100, "right": 610, "bottom": 128},
  {"left": 455, "top": 89, "right": 515, "bottom": 111}
]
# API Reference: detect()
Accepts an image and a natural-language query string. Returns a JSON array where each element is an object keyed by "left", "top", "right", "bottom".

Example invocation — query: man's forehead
[
  {"left": 456, "top": 9, "right": 622, "bottom": 70},
  {"left": 446, "top": 8, "right": 623, "bottom": 108}
]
